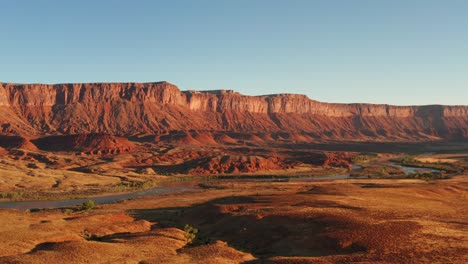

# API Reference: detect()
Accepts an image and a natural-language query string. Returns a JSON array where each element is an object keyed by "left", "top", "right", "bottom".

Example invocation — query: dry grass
[
  {"left": 415, "top": 153, "right": 468, "bottom": 164},
  {"left": 0, "top": 146, "right": 466, "bottom": 263},
  {"left": 1, "top": 175, "right": 466, "bottom": 263}
]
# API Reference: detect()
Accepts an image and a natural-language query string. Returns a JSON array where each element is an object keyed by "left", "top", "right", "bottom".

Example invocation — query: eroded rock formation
[{"left": 0, "top": 81, "right": 466, "bottom": 141}]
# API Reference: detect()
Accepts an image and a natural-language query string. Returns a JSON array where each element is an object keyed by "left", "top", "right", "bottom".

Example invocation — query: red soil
[{"left": 188, "top": 155, "right": 287, "bottom": 175}]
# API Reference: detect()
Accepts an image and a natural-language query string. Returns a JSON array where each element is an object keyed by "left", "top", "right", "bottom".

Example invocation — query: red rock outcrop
[
  {"left": 178, "top": 155, "right": 288, "bottom": 175},
  {"left": 323, "top": 152, "right": 353, "bottom": 170},
  {"left": 0, "top": 82, "right": 466, "bottom": 141},
  {"left": 281, "top": 150, "right": 346, "bottom": 167}
]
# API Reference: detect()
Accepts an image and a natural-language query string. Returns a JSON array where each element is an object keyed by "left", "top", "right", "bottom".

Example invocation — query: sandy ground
[{"left": 0, "top": 175, "right": 466, "bottom": 263}]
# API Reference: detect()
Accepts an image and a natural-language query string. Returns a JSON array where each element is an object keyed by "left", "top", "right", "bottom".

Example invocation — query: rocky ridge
[{"left": 0, "top": 81, "right": 466, "bottom": 140}]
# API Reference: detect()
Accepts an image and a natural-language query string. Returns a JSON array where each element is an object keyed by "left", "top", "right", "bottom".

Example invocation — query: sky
[{"left": 0, "top": 0, "right": 467, "bottom": 105}]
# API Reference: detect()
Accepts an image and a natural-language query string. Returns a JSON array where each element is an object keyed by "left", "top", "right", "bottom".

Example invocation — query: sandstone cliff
[{"left": 0, "top": 81, "right": 466, "bottom": 141}]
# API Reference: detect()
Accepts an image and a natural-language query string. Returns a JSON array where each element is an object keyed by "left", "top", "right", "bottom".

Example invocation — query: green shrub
[
  {"left": 108, "top": 180, "right": 158, "bottom": 192},
  {"left": 184, "top": 224, "right": 198, "bottom": 244},
  {"left": 402, "top": 155, "right": 416, "bottom": 163},
  {"left": 351, "top": 154, "right": 377, "bottom": 164},
  {"left": 62, "top": 208, "right": 74, "bottom": 214},
  {"left": 81, "top": 199, "right": 95, "bottom": 211},
  {"left": 406, "top": 171, "right": 442, "bottom": 180}
]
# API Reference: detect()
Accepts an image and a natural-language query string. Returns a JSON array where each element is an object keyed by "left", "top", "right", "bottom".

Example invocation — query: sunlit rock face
[{"left": 0, "top": 81, "right": 466, "bottom": 140}]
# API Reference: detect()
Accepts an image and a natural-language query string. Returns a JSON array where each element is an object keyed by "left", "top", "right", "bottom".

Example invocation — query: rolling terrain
[
  {"left": 0, "top": 176, "right": 466, "bottom": 263},
  {"left": 0, "top": 81, "right": 467, "bottom": 263}
]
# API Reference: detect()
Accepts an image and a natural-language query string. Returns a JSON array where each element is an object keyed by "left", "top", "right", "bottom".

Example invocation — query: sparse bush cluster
[
  {"left": 350, "top": 164, "right": 404, "bottom": 178},
  {"left": 407, "top": 171, "right": 447, "bottom": 180},
  {"left": 184, "top": 224, "right": 198, "bottom": 244},
  {"left": 351, "top": 154, "right": 377, "bottom": 164},
  {"left": 80, "top": 229, "right": 98, "bottom": 240},
  {"left": 108, "top": 180, "right": 158, "bottom": 192},
  {"left": 81, "top": 199, "right": 95, "bottom": 211},
  {"left": 62, "top": 208, "right": 74, "bottom": 214},
  {"left": 401, "top": 155, "right": 416, "bottom": 163},
  {"left": 0, "top": 191, "right": 24, "bottom": 200}
]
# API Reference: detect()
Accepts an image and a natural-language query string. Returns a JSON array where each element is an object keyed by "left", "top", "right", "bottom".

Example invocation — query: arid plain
[{"left": 0, "top": 82, "right": 467, "bottom": 263}]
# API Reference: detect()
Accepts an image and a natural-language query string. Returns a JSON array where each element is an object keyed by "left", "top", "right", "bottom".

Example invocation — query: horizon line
[{"left": 0, "top": 80, "right": 466, "bottom": 107}]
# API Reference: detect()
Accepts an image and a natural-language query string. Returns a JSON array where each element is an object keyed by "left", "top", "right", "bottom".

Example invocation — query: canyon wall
[{"left": 0, "top": 81, "right": 466, "bottom": 140}]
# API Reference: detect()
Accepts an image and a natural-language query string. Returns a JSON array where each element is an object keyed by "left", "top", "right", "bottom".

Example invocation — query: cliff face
[{"left": 0, "top": 81, "right": 466, "bottom": 140}]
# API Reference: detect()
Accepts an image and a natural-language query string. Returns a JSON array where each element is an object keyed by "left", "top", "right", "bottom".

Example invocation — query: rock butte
[{"left": 0, "top": 81, "right": 466, "bottom": 140}]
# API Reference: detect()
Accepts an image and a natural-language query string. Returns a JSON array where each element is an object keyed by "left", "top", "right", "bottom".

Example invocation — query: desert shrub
[
  {"left": 397, "top": 156, "right": 462, "bottom": 174},
  {"left": 80, "top": 229, "right": 95, "bottom": 240},
  {"left": 351, "top": 154, "right": 377, "bottom": 164},
  {"left": 401, "top": 155, "right": 416, "bottom": 163},
  {"left": 350, "top": 164, "right": 404, "bottom": 178},
  {"left": 62, "top": 208, "right": 74, "bottom": 214},
  {"left": 109, "top": 180, "right": 158, "bottom": 192},
  {"left": 184, "top": 224, "right": 198, "bottom": 244},
  {"left": 81, "top": 199, "right": 95, "bottom": 211},
  {"left": 407, "top": 171, "right": 443, "bottom": 180},
  {"left": 0, "top": 191, "right": 24, "bottom": 200}
]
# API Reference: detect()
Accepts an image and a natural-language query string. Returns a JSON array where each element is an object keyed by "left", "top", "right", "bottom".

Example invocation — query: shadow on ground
[{"left": 129, "top": 195, "right": 370, "bottom": 260}]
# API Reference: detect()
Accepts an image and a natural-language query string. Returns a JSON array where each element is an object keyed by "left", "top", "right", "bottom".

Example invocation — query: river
[{"left": 0, "top": 163, "right": 438, "bottom": 210}]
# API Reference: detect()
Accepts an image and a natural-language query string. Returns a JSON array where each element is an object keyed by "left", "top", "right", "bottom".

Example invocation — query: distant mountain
[{"left": 0, "top": 81, "right": 466, "bottom": 141}]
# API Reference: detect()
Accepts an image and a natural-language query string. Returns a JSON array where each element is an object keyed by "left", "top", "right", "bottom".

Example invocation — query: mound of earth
[
  {"left": 0, "top": 146, "right": 6, "bottom": 155},
  {"left": 150, "top": 155, "right": 293, "bottom": 175},
  {"left": 189, "top": 155, "right": 290, "bottom": 175},
  {"left": 214, "top": 133, "right": 238, "bottom": 144},
  {"left": 280, "top": 150, "right": 347, "bottom": 167},
  {"left": 32, "top": 133, "right": 134, "bottom": 154},
  {"left": 177, "top": 240, "right": 255, "bottom": 263},
  {"left": 0, "top": 211, "right": 253, "bottom": 264},
  {"left": 192, "top": 132, "right": 218, "bottom": 145},
  {"left": 323, "top": 152, "right": 353, "bottom": 169},
  {"left": 155, "top": 131, "right": 203, "bottom": 146}
]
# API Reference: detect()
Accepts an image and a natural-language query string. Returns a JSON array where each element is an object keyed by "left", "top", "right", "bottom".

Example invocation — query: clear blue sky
[{"left": 1, "top": 0, "right": 467, "bottom": 105}]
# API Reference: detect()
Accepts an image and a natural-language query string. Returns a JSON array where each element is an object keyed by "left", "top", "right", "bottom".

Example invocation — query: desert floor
[{"left": 0, "top": 175, "right": 466, "bottom": 263}]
